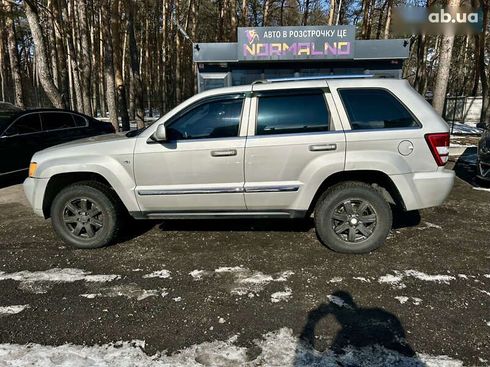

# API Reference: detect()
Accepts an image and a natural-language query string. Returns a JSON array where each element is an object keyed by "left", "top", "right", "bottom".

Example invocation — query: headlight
[{"left": 28, "top": 162, "right": 38, "bottom": 177}]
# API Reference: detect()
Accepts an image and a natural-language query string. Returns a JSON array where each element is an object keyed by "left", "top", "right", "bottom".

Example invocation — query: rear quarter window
[{"left": 338, "top": 88, "right": 419, "bottom": 130}]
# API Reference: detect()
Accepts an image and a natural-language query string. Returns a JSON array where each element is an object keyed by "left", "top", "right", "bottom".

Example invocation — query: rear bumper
[
  {"left": 23, "top": 177, "right": 49, "bottom": 217},
  {"left": 390, "top": 168, "right": 455, "bottom": 211}
]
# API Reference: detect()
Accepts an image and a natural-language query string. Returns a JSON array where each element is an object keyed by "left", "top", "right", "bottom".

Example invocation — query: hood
[
  {"left": 43, "top": 132, "right": 128, "bottom": 153},
  {"left": 32, "top": 132, "right": 136, "bottom": 163}
]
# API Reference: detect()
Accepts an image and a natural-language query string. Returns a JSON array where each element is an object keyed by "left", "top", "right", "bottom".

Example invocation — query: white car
[{"left": 24, "top": 77, "right": 454, "bottom": 253}]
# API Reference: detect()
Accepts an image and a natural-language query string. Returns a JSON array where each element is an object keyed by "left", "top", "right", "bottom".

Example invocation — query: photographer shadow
[{"left": 294, "top": 291, "right": 425, "bottom": 366}]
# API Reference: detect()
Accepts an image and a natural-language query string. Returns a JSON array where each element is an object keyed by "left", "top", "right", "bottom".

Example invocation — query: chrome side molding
[{"left": 137, "top": 184, "right": 300, "bottom": 196}]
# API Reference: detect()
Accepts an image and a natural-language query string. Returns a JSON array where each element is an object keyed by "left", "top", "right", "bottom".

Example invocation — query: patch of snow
[
  {"left": 449, "top": 122, "right": 483, "bottom": 135},
  {"left": 328, "top": 277, "right": 343, "bottom": 283},
  {"left": 218, "top": 317, "right": 225, "bottom": 324},
  {"left": 271, "top": 287, "right": 292, "bottom": 303},
  {"left": 230, "top": 270, "right": 294, "bottom": 296},
  {"left": 394, "top": 296, "right": 422, "bottom": 305},
  {"left": 189, "top": 270, "right": 211, "bottom": 280},
  {"left": 473, "top": 187, "right": 490, "bottom": 192},
  {"left": 0, "top": 328, "right": 465, "bottom": 367},
  {"left": 0, "top": 268, "right": 120, "bottom": 283},
  {"left": 143, "top": 270, "right": 171, "bottom": 279},
  {"left": 484, "top": 274, "right": 490, "bottom": 278},
  {"left": 457, "top": 274, "right": 468, "bottom": 279},
  {"left": 215, "top": 266, "right": 246, "bottom": 273},
  {"left": 418, "top": 222, "right": 442, "bottom": 230},
  {"left": 353, "top": 277, "right": 371, "bottom": 283},
  {"left": 0, "top": 305, "right": 29, "bottom": 316},
  {"left": 0, "top": 268, "right": 119, "bottom": 294},
  {"left": 486, "top": 321, "right": 490, "bottom": 327},
  {"left": 478, "top": 289, "right": 490, "bottom": 297},
  {"left": 80, "top": 294, "right": 97, "bottom": 299},
  {"left": 198, "top": 267, "right": 294, "bottom": 296},
  {"left": 394, "top": 296, "right": 409, "bottom": 304},
  {"left": 378, "top": 274, "right": 405, "bottom": 289},
  {"left": 379, "top": 270, "right": 455, "bottom": 288},
  {"left": 404, "top": 270, "right": 455, "bottom": 284},
  {"left": 327, "top": 295, "right": 352, "bottom": 308},
  {"left": 275, "top": 270, "right": 295, "bottom": 281},
  {"left": 81, "top": 284, "right": 167, "bottom": 301},
  {"left": 412, "top": 297, "right": 422, "bottom": 305}
]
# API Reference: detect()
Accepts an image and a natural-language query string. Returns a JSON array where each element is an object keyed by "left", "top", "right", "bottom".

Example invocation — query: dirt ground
[{"left": 0, "top": 159, "right": 489, "bottom": 366}]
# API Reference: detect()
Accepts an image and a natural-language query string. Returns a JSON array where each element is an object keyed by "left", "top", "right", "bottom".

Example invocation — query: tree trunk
[
  {"left": 53, "top": 0, "right": 69, "bottom": 106},
  {"left": 24, "top": 0, "right": 65, "bottom": 109},
  {"left": 414, "top": 34, "right": 428, "bottom": 96},
  {"left": 128, "top": 0, "right": 144, "bottom": 129},
  {"left": 0, "top": 21, "right": 5, "bottom": 102},
  {"left": 263, "top": 0, "right": 271, "bottom": 26},
  {"left": 78, "top": 0, "right": 92, "bottom": 115},
  {"left": 241, "top": 0, "right": 248, "bottom": 26},
  {"left": 47, "top": 0, "right": 59, "bottom": 89},
  {"left": 383, "top": 0, "right": 392, "bottom": 39},
  {"left": 229, "top": 0, "right": 238, "bottom": 41},
  {"left": 376, "top": 1, "right": 386, "bottom": 39},
  {"left": 102, "top": 2, "right": 118, "bottom": 131},
  {"left": 303, "top": 0, "right": 310, "bottom": 25},
  {"left": 478, "top": 0, "right": 489, "bottom": 124},
  {"left": 5, "top": 0, "right": 25, "bottom": 108},
  {"left": 111, "top": 0, "right": 130, "bottom": 131},
  {"left": 432, "top": 0, "right": 459, "bottom": 115},
  {"left": 328, "top": 0, "right": 336, "bottom": 25}
]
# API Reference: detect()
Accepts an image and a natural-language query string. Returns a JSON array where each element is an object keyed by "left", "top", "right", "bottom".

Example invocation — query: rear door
[
  {"left": 328, "top": 84, "right": 435, "bottom": 174},
  {"left": 244, "top": 88, "right": 346, "bottom": 212},
  {"left": 40, "top": 112, "right": 85, "bottom": 146},
  {"left": 0, "top": 113, "right": 43, "bottom": 175}
]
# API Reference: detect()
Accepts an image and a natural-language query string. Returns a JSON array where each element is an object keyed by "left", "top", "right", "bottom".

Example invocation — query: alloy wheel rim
[
  {"left": 331, "top": 199, "right": 377, "bottom": 243},
  {"left": 62, "top": 198, "right": 104, "bottom": 239}
]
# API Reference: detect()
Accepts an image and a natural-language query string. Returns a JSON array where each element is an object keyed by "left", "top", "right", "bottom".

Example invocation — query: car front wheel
[
  {"left": 50, "top": 181, "right": 122, "bottom": 249},
  {"left": 314, "top": 181, "right": 392, "bottom": 253}
]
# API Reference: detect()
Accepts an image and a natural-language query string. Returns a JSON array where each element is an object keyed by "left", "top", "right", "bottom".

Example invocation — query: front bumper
[
  {"left": 477, "top": 158, "right": 490, "bottom": 181},
  {"left": 390, "top": 168, "right": 455, "bottom": 211},
  {"left": 23, "top": 177, "right": 49, "bottom": 217}
]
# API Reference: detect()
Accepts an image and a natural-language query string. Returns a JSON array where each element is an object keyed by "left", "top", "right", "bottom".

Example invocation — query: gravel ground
[{"left": 0, "top": 161, "right": 489, "bottom": 366}]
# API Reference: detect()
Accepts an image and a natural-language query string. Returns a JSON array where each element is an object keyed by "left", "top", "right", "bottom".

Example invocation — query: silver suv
[{"left": 23, "top": 78, "right": 454, "bottom": 253}]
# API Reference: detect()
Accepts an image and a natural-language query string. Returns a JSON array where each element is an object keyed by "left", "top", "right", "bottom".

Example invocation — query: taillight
[{"left": 425, "top": 133, "right": 450, "bottom": 166}]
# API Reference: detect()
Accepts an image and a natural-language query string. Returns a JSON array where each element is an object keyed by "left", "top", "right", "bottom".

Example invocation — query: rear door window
[
  {"left": 72, "top": 114, "right": 88, "bottom": 127},
  {"left": 5, "top": 114, "right": 42, "bottom": 136},
  {"left": 256, "top": 91, "right": 329, "bottom": 135},
  {"left": 338, "top": 88, "right": 419, "bottom": 130},
  {"left": 41, "top": 112, "right": 77, "bottom": 131}
]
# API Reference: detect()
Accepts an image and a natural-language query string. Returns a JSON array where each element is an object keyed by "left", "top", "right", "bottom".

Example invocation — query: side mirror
[{"left": 152, "top": 124, "right": 167, "bottom": 142}]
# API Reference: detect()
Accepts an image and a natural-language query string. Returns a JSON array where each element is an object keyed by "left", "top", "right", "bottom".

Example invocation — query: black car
[
  {"left": 477, "top": 125, "right": 490, "bottom": 182},
  {"left": 0, "top": 108, "right": 115, "bottom": 177}
]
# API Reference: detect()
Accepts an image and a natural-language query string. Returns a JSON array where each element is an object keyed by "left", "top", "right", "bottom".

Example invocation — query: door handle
[
  {"left": 309, "top": 144, "right": 337, "bottom": 152},
  {"left": 211, "top": 149, "right": 237, "bottom": 157}
]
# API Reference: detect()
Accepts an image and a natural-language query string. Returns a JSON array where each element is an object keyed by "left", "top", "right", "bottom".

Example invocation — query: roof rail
[{"left": 253, "top": 74, "right": 375, "bottom": 84}]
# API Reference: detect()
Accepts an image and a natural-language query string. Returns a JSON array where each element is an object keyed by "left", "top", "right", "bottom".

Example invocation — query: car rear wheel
[
  {"left": 314, "top": 181, "right": 392, "bottom": 253},
  {"left": 51, "top": 181, "right": 122, "bottom": 249}
]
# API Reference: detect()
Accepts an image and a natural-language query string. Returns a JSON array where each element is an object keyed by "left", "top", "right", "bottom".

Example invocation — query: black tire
[
  {"left": 314, "top": 181, "right": 392, "bottom": 254},
  {"left": 50, "top": 181, "right": 123, "bottom": 249}
]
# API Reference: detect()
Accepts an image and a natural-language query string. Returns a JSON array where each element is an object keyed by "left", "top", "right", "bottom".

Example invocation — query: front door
[
  {"left": 244, "top": 88, "right": 346, "bottom": 212},
  {"left": 134, "top": 94, "right": 250, "bottom": 214}
]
